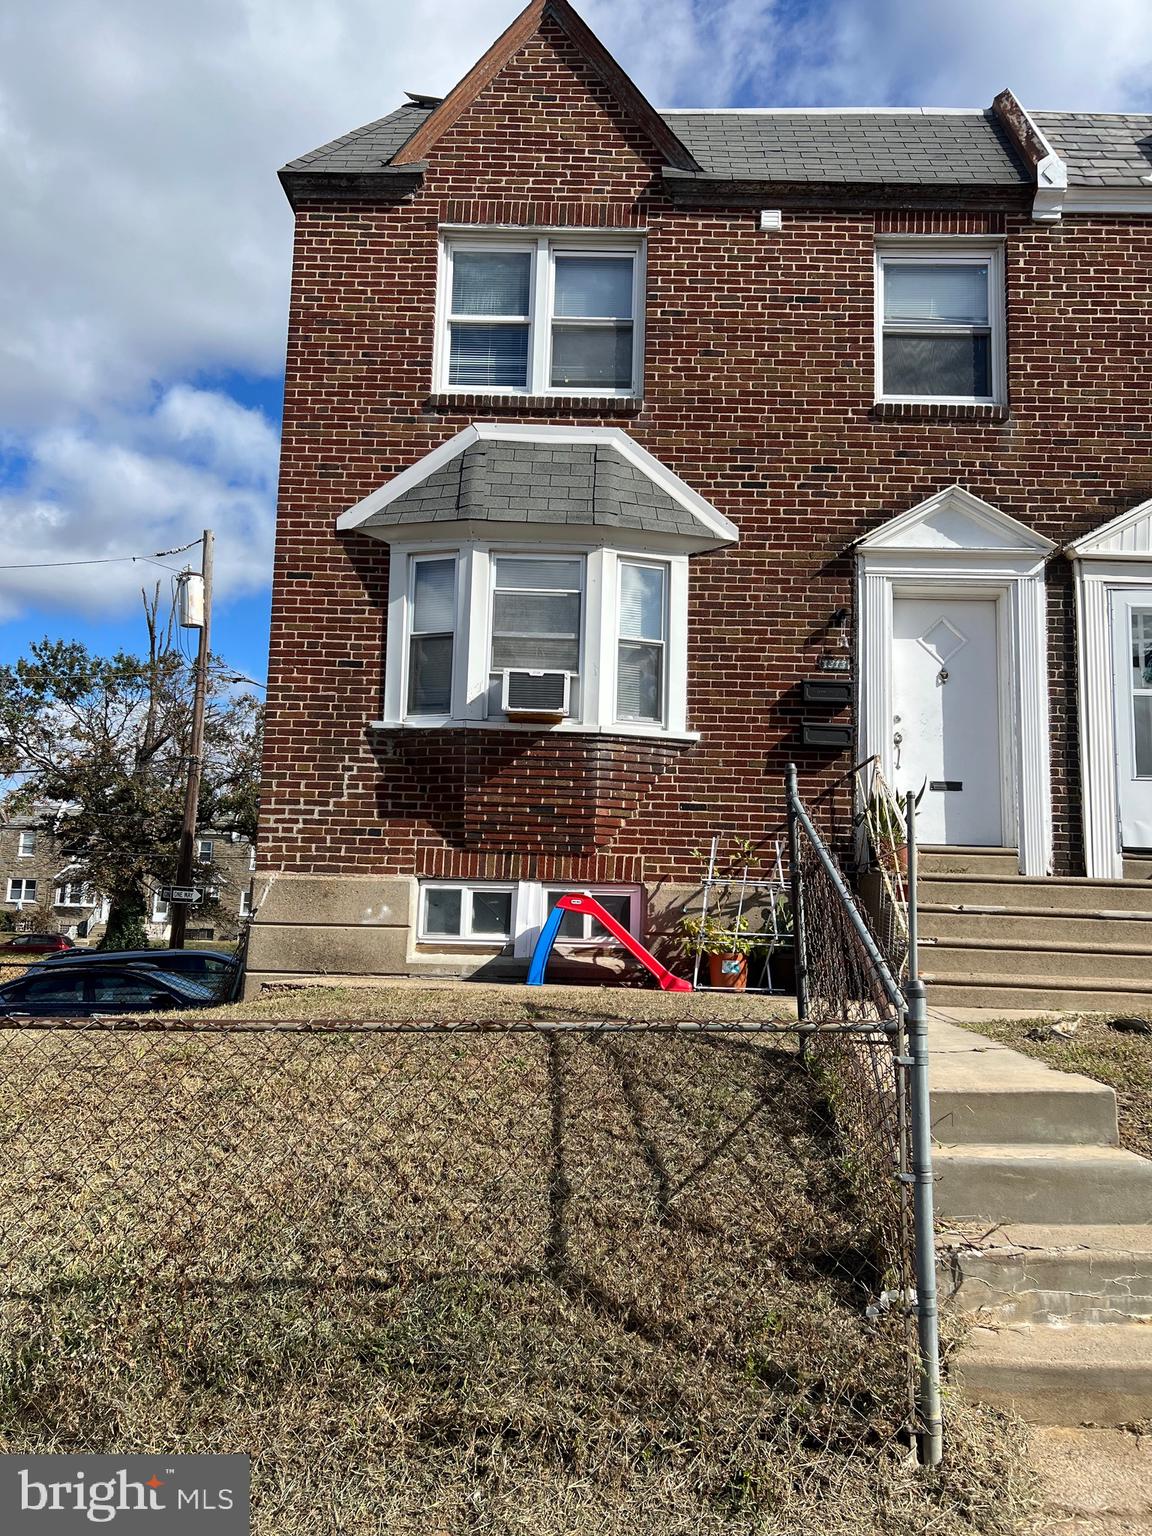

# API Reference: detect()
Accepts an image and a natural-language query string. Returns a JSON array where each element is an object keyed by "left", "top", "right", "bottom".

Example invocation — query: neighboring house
[
  {"left": 248, "top": 0, "right": 1152, "bottom": 1002},
  {"left": 0, "top": 815, "right": 254, "bottom": 944}
]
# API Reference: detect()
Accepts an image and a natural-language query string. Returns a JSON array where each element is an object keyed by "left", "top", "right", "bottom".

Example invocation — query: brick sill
[
  {"left": 424, "top": 393, "right": 644, "bottom": 417},
  {"left": 368, "top": 719, "right": 700, "bottom": 745},
  {"left": 872, "top": 401, "right": 1010, "bottom": 423}
]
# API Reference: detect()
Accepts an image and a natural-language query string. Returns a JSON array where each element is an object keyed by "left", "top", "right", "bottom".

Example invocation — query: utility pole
[{"left": 170, "top": 530, "right": 214, "bottom": 950}]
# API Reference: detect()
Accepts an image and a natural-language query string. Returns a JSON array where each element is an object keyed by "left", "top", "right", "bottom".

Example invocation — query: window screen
[
  {"left": 448, "top": 251, "right": 532, "bottom": 390},
  {"left": 617, "top": 562, "right": 666, "bottom": 723}
]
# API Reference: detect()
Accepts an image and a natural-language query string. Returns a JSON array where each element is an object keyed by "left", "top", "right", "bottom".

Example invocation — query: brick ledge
[
  {"left": 423, "top": 393, "right": 644, "bottom": 417},
  {"left": 872, "top": 401, "right": 1011, "bottom": 423}
]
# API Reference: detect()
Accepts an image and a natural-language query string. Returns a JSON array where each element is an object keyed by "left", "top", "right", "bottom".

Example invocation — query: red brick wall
[{"left": 260, "top": 13, "right": 1152, "bottom": 886}]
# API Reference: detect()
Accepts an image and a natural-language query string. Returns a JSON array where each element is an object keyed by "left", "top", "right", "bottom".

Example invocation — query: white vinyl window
[
  {"left": 387, "top": 543, "right": 688, "bottom": 737},
  {"left": 239, "top": 888, "right": 254, "bottom": 919},
  {"left": 196, "top": 838, "right": 215, "bottom": 864},
  {"left": 408, "top": 555, "right": 457, "bottom": 717},
  {"left": 876, "top": 242, "right": 1004, "bottom": 405},
  {"left": 418, "top": 883, "right": 515, "bottom": 943},
  {"left": 7, "top": 879, "right": 36, "bottom": 905},
  {"left": 489, "top": 556, "right": 583, "bottom": 717},
  {"left": 439, "top": 236, "right": 643, "bottom": 396},
  {"left": 544, "top": 887, "right": 639, "bottom": 944},
  {"left": 151, "top": 893, "right": 170, "bottom": 922},
  {"left": 17, "top": 831, "right": 36, "bottom": 858},
  {"left": 617, "top": 561, "right": 667, "bottom": 725},
  {"left": 54, "top": 882, "right": 93, "bottom": 907}
]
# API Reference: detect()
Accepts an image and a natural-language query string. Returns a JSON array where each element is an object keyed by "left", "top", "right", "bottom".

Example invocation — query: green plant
[
  {"left": 679, "top": 913, "right": 758, "bottom": 957},
  {"left": 866, "top": 781, "right": 925, "bottom": 850}
]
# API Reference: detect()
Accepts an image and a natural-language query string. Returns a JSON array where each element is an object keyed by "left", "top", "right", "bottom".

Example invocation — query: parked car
[
  {"left": 39, "top": 947, "right": 235, "bottom": 979},
  {"left": 0, "top": 964, "right": 218, "bottom": 1017},
  {"left": 1, "top": 932, "right": 76, "bottom": 955}
]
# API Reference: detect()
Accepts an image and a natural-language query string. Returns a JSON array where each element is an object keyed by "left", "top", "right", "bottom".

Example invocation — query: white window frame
[
  {"left": 435, "top": 233, "right": 645, "bottom": 398},
  {"left": 151, "top": 893, "right": 170, "bottom": 923},
  {"left": 616, "top": 558, "right": 669, "bottom": 728},
  {"left": 196, "top": 838, "right": 215, "bottom": 864},
  {"left": 417, "top": 882, "right": 518, "bottom": 945},
  {"left": 16, "top": 831, "right": 36, "bottom": 858},
  {"left": 383, "top": 540, "right": 691, "bottom": 739},
  {"left": 536, "top": 885, "right": 643, "bottom": 949},
  {"left": 239, "top": 888, "right": 253, "bottom": 919},
  {"left": 6, "top": 878, "right": 37, "bottom": 907},
  {"left": 874, "top": 238, "right": 1006, "bottom": 407},
  {"left": 488, "top": 551, "right": 586, "bottom": 721},
  {"left": 53, "top": 881, "right": 93, "bottom": 908},
  {"left": 404, "top": 552, "right": 460, "bottom": 721}
]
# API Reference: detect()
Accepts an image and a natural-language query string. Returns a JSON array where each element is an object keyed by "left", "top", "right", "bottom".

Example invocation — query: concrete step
[
  {"left": 932, "top": 1143, "right": 1152, "bottom": 1225},
  {"left": 928, "top": 1016, "right": 1118, "bottom": 1146},
  {"left": 922, "top": 937, "right": 1152, "bottom": 983},
  {"left": 940, "top": 1225, "right": 1152, "bottom": 1325},
  {"left": 924, "top": 973, "right": 1152, "bottom": 1011},
  {"left": 921, "top": 904, "right": 1152, "bottom": 948},
  {"left": 952, "top": 1323, "right": 1152, "bottom": 1425},
  {"left": 922, "top": 874, "right": 1152, "bottom": 913},
  {"left": 920, "top": 846, "right": 1020, "bottom": 877},
  {"left": 1124, "top": 855, "right": 1152, "bottom": 882}
]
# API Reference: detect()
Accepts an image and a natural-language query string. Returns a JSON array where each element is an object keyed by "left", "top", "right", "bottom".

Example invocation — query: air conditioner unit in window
[{"left": 501, "top": 669, "right": 571, "bottom": 721}]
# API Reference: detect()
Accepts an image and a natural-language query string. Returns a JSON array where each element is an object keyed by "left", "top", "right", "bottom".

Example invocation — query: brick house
[
  {"left": 248, "top": 0, "right": 1152, "bottom": 1002},
  {"left": 0, "top": 814, "right": 254, "bottom": 944}
]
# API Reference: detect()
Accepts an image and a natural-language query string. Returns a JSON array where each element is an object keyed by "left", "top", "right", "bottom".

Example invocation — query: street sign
[{"left": 157, "top": 885, "right": 203, "bottom": 905}]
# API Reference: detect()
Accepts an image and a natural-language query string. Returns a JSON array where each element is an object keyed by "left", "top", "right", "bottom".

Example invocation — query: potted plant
[
  {"left": 679, "top": 913, "right": 757, "bottom": 990},
  {"left": 865, "top": 782, "right": 925, "bottom": 875}
]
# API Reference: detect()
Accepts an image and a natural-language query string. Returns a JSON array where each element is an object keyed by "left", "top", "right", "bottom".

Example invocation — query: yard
[{"left": 0, "top": 1000, "right": 1033, "bottom": 1535}]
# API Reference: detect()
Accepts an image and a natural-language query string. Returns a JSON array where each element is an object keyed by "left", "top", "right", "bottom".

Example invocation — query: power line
[{"left": 0, "top": 554, "right": 183, "bottom": 573}]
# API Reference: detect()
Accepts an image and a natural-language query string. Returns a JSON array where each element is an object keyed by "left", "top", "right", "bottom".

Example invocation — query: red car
[{"left": 2, "top": 932, "right": 76, "bottom": 955}]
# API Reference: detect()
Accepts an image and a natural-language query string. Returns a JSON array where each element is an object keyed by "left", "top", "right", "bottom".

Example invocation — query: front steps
[
  {"left": 918, "top": 848, "right": 1152, "bottom": 1009},
  {"left": 931, "top": 1018, "right": 1152, "bottom": 1426}
]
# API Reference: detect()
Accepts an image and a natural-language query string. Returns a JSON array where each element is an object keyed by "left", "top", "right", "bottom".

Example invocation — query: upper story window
[
  {"left": 17, "top": 831, "right": 36, "bottom": 858},
  {"left": 438, "top": 235, "right": 644, "bottom": 397},
  {"left": 875, "top": 241, "right": 1005, "bottom": 406},
  {"left": 196, "top": 837, "right": 215, "bottom": 864},
  {"left": 385, "top": 542, "right": 689, "bottom": 739}
]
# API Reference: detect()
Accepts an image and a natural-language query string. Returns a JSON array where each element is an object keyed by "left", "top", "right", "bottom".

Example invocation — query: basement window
[
  {"left": 438, "top": 235, "right": 644, "bottom": 397},
  {"left": 419, "top": 883, "right": 515, "bottom": 943},
  {"left": 875, "top": 242, "right": 1005, "bottom": 405}
]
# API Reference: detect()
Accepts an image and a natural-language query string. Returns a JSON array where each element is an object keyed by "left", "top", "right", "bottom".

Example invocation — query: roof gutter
[
  {"left": 278, "top": 162, "right": 426, "bottom": 209},
  {"left": 991, "top": 88, "right": 1067, "bottom": 222}
]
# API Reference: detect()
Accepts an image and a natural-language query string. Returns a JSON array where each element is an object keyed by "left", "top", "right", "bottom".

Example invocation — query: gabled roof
[
  {"left": 1033, "top": 113, "right": 1152, "bottom": 188},
  {"left": 1067, "top": 496, "right": 1152, "bottom": 559},
  {"left": 857, "top": 485, "right": 1056, "bottom": 555},
  {"left": 338, "top": 425, "right": 738, "bottom": 552}
]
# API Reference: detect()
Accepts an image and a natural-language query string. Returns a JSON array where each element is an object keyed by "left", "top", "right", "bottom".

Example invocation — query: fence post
[
  {"left": 905, "top": 796, "right": 942, "bottom": 1467},
  {"left": 785, "top": 763, "right": 809, "bottom": 1023}
]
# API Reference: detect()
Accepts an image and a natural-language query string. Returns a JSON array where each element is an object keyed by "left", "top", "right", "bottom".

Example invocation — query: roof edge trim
[{"left": 991, "top": 88, "right": 1068, "bottom": 222}]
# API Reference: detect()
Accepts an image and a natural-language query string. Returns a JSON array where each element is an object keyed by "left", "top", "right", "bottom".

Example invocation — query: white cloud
[
  {"left": 0, "top": 388, "right": 277, "bottom": 622},
  {"left": 0, "top": 0, "right": 1149, "bottom": 626}
]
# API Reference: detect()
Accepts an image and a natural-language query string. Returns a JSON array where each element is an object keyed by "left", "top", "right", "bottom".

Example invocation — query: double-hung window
[
  {"left": 617, "top": 561, "right": 667, "bottom": 725},
  {"left": 408, "top": 556, "right": 457, "bottom": 717},
  {"left": 54, "top": 882, "right": 92, "bottom": 907},
  {"left": 7, "top": 879, "right": 36, "bottom": 905},
  {"left": 489, "top": 556, "right": 583, "bottom": 717},
  {"left": 876, "top": 243, "right": 1004, "bottom": 405},
  {"left": 17, "top": 831, "right": 36, "bottom": 858},
  {"left": 441, "top": 236, "right": 642, "bottom": 396},
  {"left": 196, "top": 838, "right": 215, "bottom": 864}
]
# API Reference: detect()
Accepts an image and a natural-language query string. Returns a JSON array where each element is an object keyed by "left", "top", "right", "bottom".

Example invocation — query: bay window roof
[{"left": 337, "top": 426, "right": 738, "bottom": 554}]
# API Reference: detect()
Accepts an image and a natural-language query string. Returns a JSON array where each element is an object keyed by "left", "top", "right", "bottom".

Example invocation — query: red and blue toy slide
[{"left": 527, "top": 893, "right": 692, "bottom": 991}]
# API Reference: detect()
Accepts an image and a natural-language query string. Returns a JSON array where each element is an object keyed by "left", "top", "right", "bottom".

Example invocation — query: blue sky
[{"left": 1, "top": 0, "right": 1149, "bottom": 686}]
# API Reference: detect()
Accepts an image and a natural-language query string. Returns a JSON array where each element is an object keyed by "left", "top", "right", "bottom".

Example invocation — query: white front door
[
  {"left": 1111, "top": 589, "right": 1152, "bottom": 849},
  {"left": 891, "top": 596, "right": 1004, "bottom": 846}
]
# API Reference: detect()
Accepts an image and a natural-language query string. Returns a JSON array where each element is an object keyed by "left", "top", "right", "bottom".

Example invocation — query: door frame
[
  {"left": 856, "top": 487, "right": 1055, "bottom": 876},
  {"left": 1071, "top": 558, "right": 1152, "bottom": 877}
]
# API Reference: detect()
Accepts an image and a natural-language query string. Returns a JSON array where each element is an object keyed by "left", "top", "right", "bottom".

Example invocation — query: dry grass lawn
[{"left": 0, "top": 1000, "right": 1036, "bottom": 1533}]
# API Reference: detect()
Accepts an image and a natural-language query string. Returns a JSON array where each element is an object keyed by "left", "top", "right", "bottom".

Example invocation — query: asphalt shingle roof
[
  {"left": 369, "top": 441, "right": 702, "bottom": 538},
  {"left": 282, "top": 100, "right": 1152, "bottom": 192},
  {"left": 662, "top": 110, "right": 1029, "bottom": 184},
  {"left": 1032, "top": 112, "right": 1152, "bottom": 187}
]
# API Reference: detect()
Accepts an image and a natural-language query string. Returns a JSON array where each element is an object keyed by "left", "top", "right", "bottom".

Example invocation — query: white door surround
[
  {"left": 1069, "top": 497, "right": 1152, "bottom": 878},
  {"left": 857, "top": 486, "right": 1056, "bottom": 876}
]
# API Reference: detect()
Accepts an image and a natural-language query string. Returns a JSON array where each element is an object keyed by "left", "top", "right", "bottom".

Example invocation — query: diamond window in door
[{"left": 916, "top": 616, "right": 968, "bottom": 667}]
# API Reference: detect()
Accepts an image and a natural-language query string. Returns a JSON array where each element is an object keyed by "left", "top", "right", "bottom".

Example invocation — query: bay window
[
  {"left": 876, "top": 241, "right": 1004, "bottom": 405},
  {"left": 386, "top": 542, "right": 688, "bottom": 738},
  {"left": 439, "top": 235, "right": 643, "bottom": 396}
]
